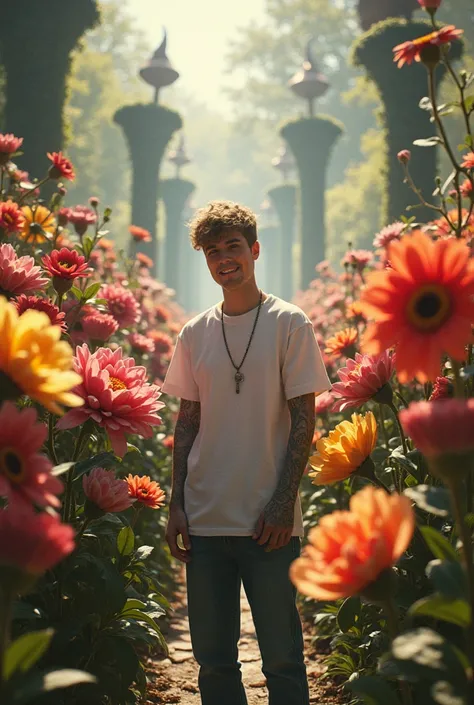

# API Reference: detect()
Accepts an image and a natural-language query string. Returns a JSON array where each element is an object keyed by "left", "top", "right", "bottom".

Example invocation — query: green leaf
[
  {"left": 117, "top": 526, "right": 134, "bottom": 556},
  {"left": 73, "top": 452, "right": 117, "bottom": 482},
  {"left": 413, "top": 136, "right": 442, "bottom": 147},
  {"left": 82, "top": 236, "right": 95, "bottom": 259},
  {"left": 11, "top": 669, "right": 96, "bottom": 704},
  {"left": 348, "top": 675, "right": 401, "bottom": 705},
  {"left": 120, "top": 598, "right": 147, "bottom": 612},
  {"left": 51, "top": 462, "right": 75, "bottom": 477},
  {"left": 427, "top": 560, "right": 467, "bottom": 600},
  {"left": 69, "top": 286, "right": 83, "bottom": 300},
  {"left": 120, "top": 609, "right": 167, "bottom": 653},
  {"left": 3, "top": 630, "right": 53, "bottom": 680},
  {"left": 390, "top": 448, "right": 417, "bottom": 473},
  {"left": 420, "top": 526, "right": 458, "bottom": 562},
  {"left": 337, "top": 596, "right": 360, "bottom": 633},
  {"left": 404, "top": 485, "right": 451, "bottom": 517},
  {"left": 409, "top": 595, "right": 471, "bottom": 627},
  {"left": 82, "top": 282, "right": 101, "bottom": 301}
]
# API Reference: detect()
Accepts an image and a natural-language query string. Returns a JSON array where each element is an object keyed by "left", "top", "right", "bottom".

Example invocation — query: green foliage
[{"left": 0, "top": 0, "right": 100, "bottom": 180}]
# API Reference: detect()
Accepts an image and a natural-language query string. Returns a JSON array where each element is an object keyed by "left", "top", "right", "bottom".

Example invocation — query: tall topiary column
[
  {"left": 282, "top": 117, "right": 343, "bottom": 289},
  {"left": 114, "top": 32, "right": 182, "bottom": 267},
  {"left": 0, "top": 0, "right": 99, "bottom": 180},
  {"left": 160, "top": 177, "right": 195, "bottom": 296},
  {"left": 258, "top": 224, "right": 281, "bottom": 296},
  {"left": 267, "top": 184, "right": 297, "bottom": 301},
  {"left": 351, "top": 19, "right": 463, "bottom": 224},
  {"left": 284, "top": 41, "right": 344, "bottom": 289}
]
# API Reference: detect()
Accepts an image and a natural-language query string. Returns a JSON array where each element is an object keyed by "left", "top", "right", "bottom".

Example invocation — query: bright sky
[{"left": 128, "top": 0, "right": 267, "bottom": 115}]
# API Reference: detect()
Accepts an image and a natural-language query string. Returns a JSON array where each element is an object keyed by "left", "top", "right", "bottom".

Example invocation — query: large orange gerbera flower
[
  {"left": 393, "top": 25, "right": 463, "bottom": 68},
  {"left": 359, "top": 231, "right": 474, "bottom": 383},
  {"left": 325, "top": 327, "right": 358, "bottom": 358}
]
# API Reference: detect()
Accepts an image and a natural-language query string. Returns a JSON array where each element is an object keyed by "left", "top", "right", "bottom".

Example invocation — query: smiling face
[{"left": 203, "top": 230, "right": 260, "bottom": 291}]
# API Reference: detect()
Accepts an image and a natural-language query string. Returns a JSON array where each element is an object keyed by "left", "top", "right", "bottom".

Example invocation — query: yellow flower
[
  {"left": 20, "top": 205, "right": 56, "bottom": 244},
  {"left": 0, "top": 297, "right": 83, "bottom": 414},
  {"left": 309, "top": 411, "right": 378, "bottom": 485}
]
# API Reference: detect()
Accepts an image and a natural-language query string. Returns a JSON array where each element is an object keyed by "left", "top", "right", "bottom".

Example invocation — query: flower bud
[
  {"left": 397, "top": 150, "right": 411, "bottom": 164},
  {"left": 417, "top": 0, "right": 441, "bottom": 15}
]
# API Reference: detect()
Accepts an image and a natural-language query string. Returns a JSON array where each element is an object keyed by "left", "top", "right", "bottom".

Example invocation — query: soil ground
[{"left": 144, "top": 572, "right": 346, "bottom": 705}]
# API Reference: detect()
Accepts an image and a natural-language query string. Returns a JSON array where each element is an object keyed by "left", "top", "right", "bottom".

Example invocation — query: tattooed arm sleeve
[
  {"left": 265, "top": 393, "right": 315, "bottom": 526},
  {"left": 170, "top": 398, "right": 201, "bottom": 510}
]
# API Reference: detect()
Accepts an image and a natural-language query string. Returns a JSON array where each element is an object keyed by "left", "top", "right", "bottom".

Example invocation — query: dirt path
[{"left": 144, "top": 575, "right": 346, "bottom": 705}]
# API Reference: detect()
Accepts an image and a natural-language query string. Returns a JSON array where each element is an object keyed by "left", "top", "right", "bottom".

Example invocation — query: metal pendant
[{"left": 234, "top": 371, "right": 244, "bottom": 394}]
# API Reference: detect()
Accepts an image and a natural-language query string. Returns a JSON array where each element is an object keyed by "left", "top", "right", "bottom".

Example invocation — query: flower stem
[
  {"left": 383, "top": 598, "right": 413, "bottom": 705},
  {"left": 62, "top": 425, "right": 89, "bottom": 523},
  {"left": 17, "top": 175, "right": 50, "bottom": 204},
  {"left": 378, "top": 404, "right": 390, "bottom": 450},
  {"left": 451, "top": 359, "right": 465, "bottom": 399},
  {"left": 47, "top": 413, "right": 59, "bottom": 466},
  {"left": 447, "top": 478, "right": 474, "bottom": 688},
  {"left": 388, "top": 401, "right": 409, "bottom": 456},
  {"left": 0, "top": 586, "right": 13, "bottom": 696}
]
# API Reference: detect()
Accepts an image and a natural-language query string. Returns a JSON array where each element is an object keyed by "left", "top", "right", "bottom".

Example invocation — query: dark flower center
[
  {"left": 0, "top": 448, "right": 24, "bottom": 483},
  {"left": 407, "top": 284, "right": 451, "bottom": 331}
]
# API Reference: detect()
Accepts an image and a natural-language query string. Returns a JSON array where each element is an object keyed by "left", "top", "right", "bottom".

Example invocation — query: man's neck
[{"left": 221, "top": 282, "right": 266, "bottom": 316}]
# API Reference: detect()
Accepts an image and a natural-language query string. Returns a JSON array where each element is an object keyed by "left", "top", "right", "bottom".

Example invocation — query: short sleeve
[
  {"left": 160, "top": 330, "right": 200, "bottom": 401},
  {"left": 282, "top": 322, "right": 331, "bottom": 400}
]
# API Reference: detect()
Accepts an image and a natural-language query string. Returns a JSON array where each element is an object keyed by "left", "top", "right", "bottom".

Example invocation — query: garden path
[{"left": 144, "top": 572, "right": 345, "bottom": 704}]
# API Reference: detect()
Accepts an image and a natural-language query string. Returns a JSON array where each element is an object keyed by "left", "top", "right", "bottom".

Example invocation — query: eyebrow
[{"left": 205, "top": 238, "right": 241, "bottom": 252}]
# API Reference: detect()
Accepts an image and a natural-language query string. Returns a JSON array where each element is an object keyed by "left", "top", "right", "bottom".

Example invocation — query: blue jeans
[{"left": 186, "top": 536, "right": 309, "bottom": 705}]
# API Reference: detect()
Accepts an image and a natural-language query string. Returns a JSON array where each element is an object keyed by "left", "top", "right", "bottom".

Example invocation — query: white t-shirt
[{"left": 161, "top": 293, "right": 331, "bottom": 537}]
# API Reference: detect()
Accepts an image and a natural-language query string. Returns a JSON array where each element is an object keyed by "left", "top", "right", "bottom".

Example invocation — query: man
[{"left": 161, "top": 201, "right": 331, "bottom": 705}]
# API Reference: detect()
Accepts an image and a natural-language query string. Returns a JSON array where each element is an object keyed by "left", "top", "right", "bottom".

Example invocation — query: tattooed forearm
[
  {"left": 170, "top": 399, "right": 201, "bottom": 509},
  {"left": 265, "top": 393, "right": 315, "bottom": 526}
]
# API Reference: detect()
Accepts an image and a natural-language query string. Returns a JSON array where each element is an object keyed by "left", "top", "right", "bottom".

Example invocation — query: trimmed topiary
[
  {"left": 351, "top": 18, "right": 463, "bottom": 224},
  {"left": 114, "top": 103, "right": 182, "bottom": 266},
  {"left": 160, "top": 177, "right": 195, "bottom": 297},
  {"left": 267, "top": 184, "right": 297, "bottom": 301},
  {"left": 281, "top": 116, "right": 343, "bottom": 289},
  {"left": 0, "top": 0, "right": 100, "bottom": 180}
]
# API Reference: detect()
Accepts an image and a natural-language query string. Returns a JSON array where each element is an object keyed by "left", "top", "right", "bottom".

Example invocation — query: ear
[{"left": 251, "top": 241, "right": 260, "bottom": 261}]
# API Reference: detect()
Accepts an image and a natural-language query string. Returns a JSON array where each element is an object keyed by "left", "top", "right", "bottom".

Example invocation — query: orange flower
[
  {"left": 126, "top": 474, "right": 166, "bottom": 509},
  {"left": 461, "top": 152, "right": 474, "bottom": 169},
  {"left": 20, "top": 205, "right": 55, "bottom": 244},
  {"left": 290, "top": 486, "right": 415, "bottom": 601},
  {"left": 393, "top": 25, "right": 463, "bottom": 68},
  {"left": 359, "top": 231, "right": 474, "bottom": 383},
  {"left": 346, "top": 300, "right": 367, "bottom": 323},
  {"left": 97, "top": 238, "right": 115, "bottom": 251},
  {"left": 325, "top": 328, "right": 358, "bottom": 358},
  {"left": 137, "top": 252, "right": 154, "bottom": 268},
  {"left": 129, "top": 225, "right": 151, "bottom": 242}
]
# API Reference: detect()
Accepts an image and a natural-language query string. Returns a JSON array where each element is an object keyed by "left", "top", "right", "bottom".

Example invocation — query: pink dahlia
[
  {"left": 56, "top": 344, "right": 165, "bottom": 457},
  {"left": 0, "top": 243, "right": 49, "bottom": 297},
  {"left": 373, "top": 222, "right": 405, "bottom": 249},
  {"left": 83, "top": 467, "right": 133, "bottom": 514},
  {"left": 0, "top": 401, "right": 63, "bottom": 508},
  {"left": 401, "top": 399, "right": 474, "bottom": 458},
  {"left": 331, "top": 350, "right": 396, "bottom": 412},
  {"left": 68, "top": 205, "right": 97, "bottom": 236},
  {"left": 82, "top": 312, "right": 119, "bottom": 342},
  {"left": 101, "top": 284, "right": 141, "bottom": 329},
  {"left": 0, "top": 133, "right": 23, "bottom": 163},
  {"left": 128, "top": 333, "right": 155, "bottom": 354},
  {"left": 0, "top": 200, "right": 25, "bottom": 235},
  {"left": 14, "top": 294, "right": 66, "bottom": 332},
  {"left": 429, "top": 375, "right": 453, "bottom": 401},
  {"left": 0, "top": 505, "right": 75, "bottom": 577}
]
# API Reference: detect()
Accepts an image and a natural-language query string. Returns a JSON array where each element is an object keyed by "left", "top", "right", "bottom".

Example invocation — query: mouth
[{"left": 219, "top": 266, "right": 240, "bottom": 277}]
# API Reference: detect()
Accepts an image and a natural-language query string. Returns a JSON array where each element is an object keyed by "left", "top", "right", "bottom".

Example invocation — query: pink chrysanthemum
[
  {"left": 373, "top": 222, "right": 405, "bottom": 249},
  {"left": 68, "top": 205, "right": 97, "bottom": 236},
  {"left": 82, "top": 312, "right": 119, "bottom": 342},
  {"left": 83, "top": 467, "right": 133, "bottom": 514},
  {"left": 0, "top": 200, "right": 25, "bottom": 235},
  {"left": 101, "top": 284, "right": 141, "bottom": 329},
  {"left": 0, "top": 505, "right": 75, "bottom": 577},
  {"left": 428, "top": 376, "right": 454, "bottom": 402},
  {"left": 56, "top": 344, "right": 165, "bottom": 457},
  {"left": 401, "top": 399, "right": 474, "bottom": 457},
  {"left": 14, "top": 295, "right": 66, "bottom": 332},
  {"left": 0, "top": 243, "right": 49, "bottom": 297},
  {"left": 128, "top": 333, "right": 155, "bottom": 354},
  {"left": 47, "top": 151, "right": 75, "bottom": 181},
  {"left": 0, "top": 133, "right": 23, "bottom": 159},
  {"left": 0, "top": 402, "right": 63, "bottom": 508},
  {"left": 331, "top": 351, "right": 396, "bottom": 412}
]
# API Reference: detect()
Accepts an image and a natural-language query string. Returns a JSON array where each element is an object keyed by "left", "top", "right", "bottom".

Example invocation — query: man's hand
[
  {"left": 252, "top": 499, "right": 294, "bottom": 551},
  {"left": 166, "top": 506, "right": 192, "bottom": 563}
]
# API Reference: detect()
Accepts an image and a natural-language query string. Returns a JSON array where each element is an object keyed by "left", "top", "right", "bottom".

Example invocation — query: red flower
[
  {"left": 461, "top": 152, "right": 474, "bottom": 170},
  {"left": 401, "top": 399, "right": 474, "bottom": 458},
  {"left": 47, "top": 151, "right": 76, "bottom": 181},
  {"left": 126, "top": 474, "right": 166, "bottom": 509},
  {"left": 162, "top": 435, "right": 174, "bottom": 450},
  {"left": 393, "top": 26, "right": 463, "bottom": 68},
  {"left": 418, "top": 0, "right": 441, "bottom": 8},
  {"left": 0, "top": 133, "right": 23, "bottom": 164},
  {"left": 68, "top": 205, "right": 97, "bottom": 236},
  {"left": 129, "top": 225, "right": 151, "bottom": 242},
  {"left": 429, "top": 375, "right": 453, "bottom": 401},
  {"left": 42, "top": 248, "right": 90, "bottom": 280},
  {"left": 0, "top": 200, "right": 25, "bottom": 235},
  {"left": 14, "top": 294, "right": 67, "bottom": 331}
]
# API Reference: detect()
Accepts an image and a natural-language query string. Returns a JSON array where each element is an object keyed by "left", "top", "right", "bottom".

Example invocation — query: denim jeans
[{"left": 185, "top": 536, "right": 309, "bottom": 705}]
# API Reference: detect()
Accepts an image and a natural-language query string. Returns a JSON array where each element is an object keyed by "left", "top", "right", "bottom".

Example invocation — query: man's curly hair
[{"left": 189, "top": 200, "right": 258, "bottom": 250}]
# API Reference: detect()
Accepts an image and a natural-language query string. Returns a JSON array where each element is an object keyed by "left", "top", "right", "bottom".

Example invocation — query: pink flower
[
  {"left": 82, "top": 312, "right": 119, "bottom": 342},
  {"left": 47, "top": 151, "right": 75, "bottom": 181},
  {"left": 128, "top": 333, "right": 155, "bottom": 354},
  {"left": 401, "top": 399, "right": 474, "bottom": 458},
  {"left": 460, "top": 179, "right": 473, "bottom": 199},
  {"left": 418, "top": 0, "right": 441, "bottom": 9},
  {"left": 101, "top": 284, "right": 141, "bottom": 328},
  {"left": 0, "top": 200, "right": 25, "bottom": 235},
  {"left": 68, "top": 205, "right": 97, "bottom": 236},
  {"left": 429, "top": 376, "right": 453, "bottom": 401},
  {"left": 461, "top": 152, "right": 474, "bottom": 170},
  {"left": 0, "top": 243, "right": 49, "bottom": 296},
  {"left": 373, "top": 222, "right": 405, "bottom": 249},
  {"left": 315, "top": 390, "right": 335, "bottom": 415},
  {"left": 57, "top": 207, "right": 71, "bottom": 227},
  {"left": 0, "top": 505, "right": 75, "bottom": 576},
  {"left": 56, "top": 344, "right": 165, "bottom": 457},
  {"left": 0, "top": 402, "right": 63, "bottom": 508},
  {"left": 331, "top": 351, "right": 396, "bottom": 412},
  {"left": 397, "top": 149, "right": 411, "bottom": 163},
  {"left": 149, "top": 330, "right": 173, "bottom": 355},
  {"left": 0, "top": 133, "right": 23, "bottom": 160},
  {"left": 83, "top": 467, "right": 133, "bottom": 514},
  {"left": 154, "top": 305, "right": 170, "bottom": 323},
  {"left": 42, "top": 248, "right": 90, "bottom": 281},
  {"left": 341, "top": 250, "right": 373, "bottom": 272},
  {"left": 14, "top": 294, "right": 67, "bottom": 332}
]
